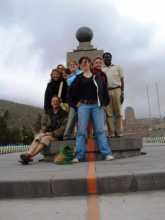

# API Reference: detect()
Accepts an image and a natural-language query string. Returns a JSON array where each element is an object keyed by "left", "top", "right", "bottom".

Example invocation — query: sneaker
[
  {"left": 19, "top": 154, "right": 33, "bottom": 165},
  {"left": 105, "top": 155, "right": 114, "bottom": 161},
  {"left": 72, "top": 157, "right": 80, "bottom": 163}
]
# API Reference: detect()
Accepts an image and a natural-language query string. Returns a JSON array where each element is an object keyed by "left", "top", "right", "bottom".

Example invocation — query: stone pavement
[
  {"left": 1, "top": 191, "right": 165, "bottom": 220},
  {"left": 0, "top": 145, "right": 165, "bottom": 198}
]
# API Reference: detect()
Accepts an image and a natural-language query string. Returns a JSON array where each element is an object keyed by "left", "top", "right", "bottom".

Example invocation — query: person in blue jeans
[{"left": 69, "top": 56, "right": 114, "bottom": 162}]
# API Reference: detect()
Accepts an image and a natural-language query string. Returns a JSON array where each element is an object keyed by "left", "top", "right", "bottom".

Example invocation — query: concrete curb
[
  {"left": 1, "top": 171, "right": 165, "bottom": 198},
  {"left": 97, "top": 172, "right": 165, "bottom": 194}
]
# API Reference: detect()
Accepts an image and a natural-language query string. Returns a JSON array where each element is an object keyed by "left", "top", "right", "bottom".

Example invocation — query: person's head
[
  {"left": 79, "top": 56, "right": 92, "bottom": 72},
  {"left": 93, "top": 57, "right": 103, "bottom": 70},
  {"left": 51, "top": 69, "right": 61, "bottom": 81},
  {"left": 68, "top": 60, "right": 78, "bottom": 73},
  {"left": 57, "top": 64, "right": 65, "bottom": 74},
  {"left": 103, "top": 52, "right": 112, "bottom": 66},
  {"left": 62, "top": 68, "right": 70, "bottom": 80},
  {"left": 51, "top": 96, "right": 61, "bottom": 110}
]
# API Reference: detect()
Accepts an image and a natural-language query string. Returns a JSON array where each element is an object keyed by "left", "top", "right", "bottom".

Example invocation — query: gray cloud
[{"left": 0, "top": 0, "right": 165, "bottom": 118}]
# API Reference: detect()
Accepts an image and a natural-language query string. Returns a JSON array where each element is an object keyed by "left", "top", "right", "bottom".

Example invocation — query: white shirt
[{"left": 102, "top": 65, "right": 124, "bottom": 88}]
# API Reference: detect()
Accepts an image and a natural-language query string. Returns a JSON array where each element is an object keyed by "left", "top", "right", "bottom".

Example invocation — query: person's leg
[
  {"left": 19, "top": 135, "right": 54, "bottom": 164},
  {"left": 75, "top": 104, "right": 90, "bottom": 160},
  {"left": 91, "top": 105, "right": 112, "bottom": 156},
  {"left": 27, "top": 133, "right": 46, "bottom": 155},
  {"left": 105, "top": 91, "right": 115, "bottom": 137},
  {"left": 27, "top": 139, "right": 40, "bottom": 155},
  {"left": 63, "top": 107, "right": 76, "bottom": 139},
  {"left": 31, "top": 135, "right": 54, "bottom": 157},
  {"left": 113, "top": 88, "right": 123, "bottom": 136},
  {"left": 19, "top": 137, "right": 41, "bottom": 164}
]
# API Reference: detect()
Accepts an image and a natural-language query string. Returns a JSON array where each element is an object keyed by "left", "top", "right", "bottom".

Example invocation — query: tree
[
  {"left": 9, "top": 127, "right": 22, "bottom": 144},
  {"left": 21, "top": 126, "right": 34, "bottom": 145},
  {"left": 33, "top": 113, "right": 42, "bottom": 133},
  {"left": 0, "top": 110, "right": 9, "bottom": 144}
]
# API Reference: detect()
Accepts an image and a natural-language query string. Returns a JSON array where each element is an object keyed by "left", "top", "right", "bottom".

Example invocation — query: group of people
[{"left": 19, "top": 52, "right": 124, "bottom": 164}]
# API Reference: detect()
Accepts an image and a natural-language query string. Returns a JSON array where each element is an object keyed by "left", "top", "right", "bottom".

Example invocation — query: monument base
[{"left": 42, "top": 137, "right": 143, "bottom": 162}]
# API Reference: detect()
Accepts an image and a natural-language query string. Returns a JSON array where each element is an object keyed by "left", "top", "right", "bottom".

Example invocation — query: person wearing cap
[{"left": 102, "top": 52, "right": 124, "bottom": 137}]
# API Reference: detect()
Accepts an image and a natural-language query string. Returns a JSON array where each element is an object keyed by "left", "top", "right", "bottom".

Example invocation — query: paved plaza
[
  {"left": 0, "top": 145, "right": 165, "bottom": 197},
  {"left": 0, "top": 144, "right": 165, "bottom": 220},
  {"left": 0, "top": 190, "right": 165, "bottom": 220}
]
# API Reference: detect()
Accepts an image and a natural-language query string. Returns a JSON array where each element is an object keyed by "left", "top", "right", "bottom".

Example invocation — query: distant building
[
  {"left": 124, "top": 106, "right": 165, "bottom": 137},
  {"left": 125, "top": 106, "right": 136, "bottom": 124}
]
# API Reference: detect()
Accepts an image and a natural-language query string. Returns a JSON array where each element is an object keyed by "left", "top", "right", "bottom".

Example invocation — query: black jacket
[
  {"left": 69, "top": 73, "right": 110, "bottom": 107},
  {"left": 44, "top": 79, "right": 68, "bottom": 113}
]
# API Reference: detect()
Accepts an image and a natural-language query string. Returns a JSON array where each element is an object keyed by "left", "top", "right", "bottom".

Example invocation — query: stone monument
[
  {"left": 42, "top": 27, "right": 143, "bottom": 161},
  {"left": 67, "top": 26, "right": 104, "bottom": 65}
]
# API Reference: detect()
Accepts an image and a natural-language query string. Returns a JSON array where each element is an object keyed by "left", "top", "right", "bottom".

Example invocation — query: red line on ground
[
  {"left": 86, "top": 135, "right": 100, "bottom": 220},
  {"left": 87, "top": 195, "right": 100, "bottom": 220}
]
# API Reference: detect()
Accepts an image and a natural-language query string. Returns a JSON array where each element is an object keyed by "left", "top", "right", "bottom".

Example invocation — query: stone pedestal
[
  {"left": 42, "top": 137, "right": 143, "bottom": 162},
  {"left": 67, "top": 26, "right": 104, "bottom": 65}
]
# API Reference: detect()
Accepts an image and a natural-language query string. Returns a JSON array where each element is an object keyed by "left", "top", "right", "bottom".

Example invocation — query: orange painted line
[
  {"left": 87, "top": 195, "right": 100, "bottom": 220},
  {"left": 86, "top": 138, "right": 96, "bottom": 161},
  {"left": 87, "top": 161, "right": 97, "bottom": 194},
  {"left": 87, "top": 137, "right": 97, "bottom": 194},
  {"left": 86, "top": 132, "right": 100, "bottom": 220}
]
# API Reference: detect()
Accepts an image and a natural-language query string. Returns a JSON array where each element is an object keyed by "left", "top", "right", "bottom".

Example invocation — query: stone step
[
  {"left": 1, "top": 170, "right": 165, "bottom": 198},
  {"left": 0, "top": 146, "right": 165, "bottom": 199},
  {"left": 42, "top": 137, "right": 143, "bottom": 160}
]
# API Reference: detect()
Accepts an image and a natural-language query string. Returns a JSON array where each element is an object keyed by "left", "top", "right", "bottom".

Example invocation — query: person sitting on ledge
[{"left": 19, "top": 96, "right": 68, "bottom": 165}]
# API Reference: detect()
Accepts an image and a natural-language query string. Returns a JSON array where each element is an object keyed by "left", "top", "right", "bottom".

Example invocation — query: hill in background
[{"left": 0, "top": 99, "right": 43, "bottom": 130}]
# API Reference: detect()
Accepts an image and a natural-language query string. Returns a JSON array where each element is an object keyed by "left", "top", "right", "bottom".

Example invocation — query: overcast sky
[{"left": 0, "top": 0, "right": 165, "bottom": 118}]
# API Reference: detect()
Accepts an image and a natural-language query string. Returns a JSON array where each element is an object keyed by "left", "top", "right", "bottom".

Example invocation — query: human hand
[{"left": 120, "top": 91, "right": 124, "bottom": 104}]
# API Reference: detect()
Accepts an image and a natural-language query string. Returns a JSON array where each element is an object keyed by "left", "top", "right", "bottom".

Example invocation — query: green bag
[{"left": 55, "top": 145, "right": 74, "bottom": 165}]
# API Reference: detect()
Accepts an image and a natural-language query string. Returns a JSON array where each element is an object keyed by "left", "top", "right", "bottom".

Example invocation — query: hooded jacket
[{"left": 69, "top": 72, "right": 110, "bottom": 108}]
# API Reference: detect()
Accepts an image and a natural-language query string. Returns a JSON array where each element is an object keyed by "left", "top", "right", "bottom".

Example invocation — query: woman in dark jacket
[
  {"left": 70, "top": 57, "right": 114, "bottom": 163},
  {"left": 44, "top": 69, "right": 68, "bottom": 113},
  {"left": 93, "top": 57, "right": 108, "bottom": 84},
  {"left": 92, "top": 56, "right": 111, "bottom": 104}
]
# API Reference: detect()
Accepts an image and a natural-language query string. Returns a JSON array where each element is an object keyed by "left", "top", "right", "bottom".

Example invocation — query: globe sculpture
[{"left": 76, "top": 26, "right": 93, "bottom": 42}]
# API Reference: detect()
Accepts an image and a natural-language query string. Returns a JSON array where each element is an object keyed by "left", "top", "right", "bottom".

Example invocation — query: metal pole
[
  {"left": 146, "top": 85, "right": 152, "bottom": 130},
  {"left": 155, "top": 82, "right": 162, "bottom": 120}
]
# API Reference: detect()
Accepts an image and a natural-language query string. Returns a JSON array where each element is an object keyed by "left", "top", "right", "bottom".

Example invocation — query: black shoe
[{"left": 19, "top": 154, "right": 33, "bottom": 165}]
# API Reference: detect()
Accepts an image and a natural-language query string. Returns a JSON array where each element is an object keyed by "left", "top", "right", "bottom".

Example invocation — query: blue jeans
[{"left": 76, "top": 104, "right": 112, "bottom": 160}]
